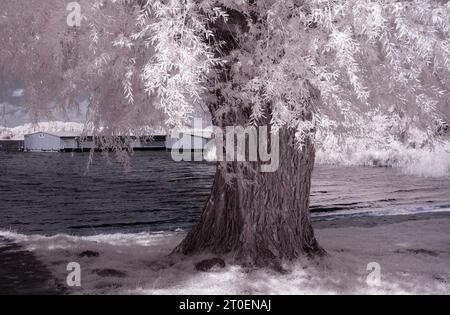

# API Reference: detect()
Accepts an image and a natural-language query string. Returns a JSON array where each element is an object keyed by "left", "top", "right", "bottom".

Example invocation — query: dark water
[{"left": 0, "top": 151, "right": 449, "bottom": 236}]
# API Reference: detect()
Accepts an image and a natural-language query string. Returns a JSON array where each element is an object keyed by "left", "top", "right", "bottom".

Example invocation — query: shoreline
[
  {"left": 312, "top": 214, "right": 450, "bottom": 294},
  {"left": 0, "top": 239, "right": 66, "bottom": 295},
  {"left": 312, "top": 210, "right": 450, "bottom": 229}
]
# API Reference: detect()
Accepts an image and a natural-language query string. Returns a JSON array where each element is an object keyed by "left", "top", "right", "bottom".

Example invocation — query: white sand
[{"left": 1, "top": 217, "right": 449, "bottom": 294}]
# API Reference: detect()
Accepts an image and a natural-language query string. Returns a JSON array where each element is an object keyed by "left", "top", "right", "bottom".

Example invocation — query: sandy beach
[
  {"left": 0, "top": 212, "right": 448, "bottom": 295},
  {"left": 314, "top": 213, "right": 450, "bottom": 294}
]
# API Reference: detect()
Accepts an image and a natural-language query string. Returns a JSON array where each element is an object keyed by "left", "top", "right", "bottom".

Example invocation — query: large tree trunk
[
  {"left": 176, "top": 127, "right": 324, "bottom": 267},
  {"left": 174, "top": 7, "right": 323, "bottom": 267}
]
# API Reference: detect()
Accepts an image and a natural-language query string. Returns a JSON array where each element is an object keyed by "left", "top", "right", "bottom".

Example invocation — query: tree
[{"left": 0, "top": 0, "right": 449, "bottom": 267}]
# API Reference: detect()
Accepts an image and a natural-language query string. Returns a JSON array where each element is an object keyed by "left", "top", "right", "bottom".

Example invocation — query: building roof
[
  {"left": 24, "top": 131, "right": 80, "bottom": 138},
  {"left": 173, "top": 128, "right": 213, "bottom": 139},
  {"left": 24, "top": 132, "right": 168, "bottom": 138}
]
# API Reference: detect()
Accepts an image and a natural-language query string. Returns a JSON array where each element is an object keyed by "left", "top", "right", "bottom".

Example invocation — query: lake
[{"left": 0, "top": 151, "right": 449, "bottom": 235}]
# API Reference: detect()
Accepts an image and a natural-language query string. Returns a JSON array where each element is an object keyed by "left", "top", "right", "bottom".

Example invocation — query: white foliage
[{"left": 0, "top": 0, "right": 448, "bottom": 151}]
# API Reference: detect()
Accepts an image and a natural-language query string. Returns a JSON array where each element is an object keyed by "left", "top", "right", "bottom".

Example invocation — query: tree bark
[
  {"left": 173, "top": 7, "right": 324, "bottom": 267},
  {"left": 175, "top": 126, "right": 324, "bottom": 267}
]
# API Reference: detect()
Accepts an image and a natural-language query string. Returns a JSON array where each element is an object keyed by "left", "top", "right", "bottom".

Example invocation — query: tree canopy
[{"left": 1, "top": 0, "right": 449, "bottom": 148}]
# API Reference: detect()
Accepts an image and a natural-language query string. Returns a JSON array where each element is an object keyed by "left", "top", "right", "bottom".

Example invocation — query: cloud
[{"left": 12, "top": 89, "right": 24, "bottom": 97}]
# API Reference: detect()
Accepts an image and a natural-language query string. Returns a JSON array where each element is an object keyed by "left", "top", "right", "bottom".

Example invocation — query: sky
[
  {"left": 1, "top": 87, "right": 449, "bottom": 129},
  {"left": 1, "top": 89, "right": 88, "bottom": 128}
]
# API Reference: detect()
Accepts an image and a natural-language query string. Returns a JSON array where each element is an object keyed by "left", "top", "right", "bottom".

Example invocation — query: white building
[
  {"left": 24, "top": 132, "right": 79, "bottom": 152},
  {"left": 23, "top": 132, "right": 168, "bottom": 152}
]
